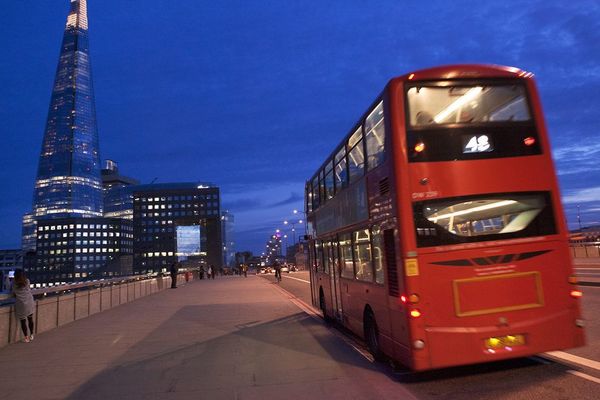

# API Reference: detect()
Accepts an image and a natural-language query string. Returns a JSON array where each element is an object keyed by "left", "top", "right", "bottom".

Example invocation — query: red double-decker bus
[{"left": 305, "top": 64, "right": 585, "bottom": 371}]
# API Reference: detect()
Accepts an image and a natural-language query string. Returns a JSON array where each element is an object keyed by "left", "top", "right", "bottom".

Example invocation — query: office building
[
  {"left": 0, "top": 250, "right": 23, "bottom": 292},
  {"left": 221, "top": 211, "right": 235, "bottom": 267},
  {"left": 102, "top": 160, "right": 139, "bottom": 220},
  {"left": 133, "top": 183, "right": 223, "bottom": 273},
  {"left": 31, "top": 0, "right": 103, "bottom": 222},
  {"left": 25, "top": 218, "right": 133, "bottom": 286}
]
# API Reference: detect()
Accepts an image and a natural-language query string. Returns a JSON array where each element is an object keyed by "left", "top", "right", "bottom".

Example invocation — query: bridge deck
[{"left": 0, "top": 276, "right": 412, "bottom": 400}]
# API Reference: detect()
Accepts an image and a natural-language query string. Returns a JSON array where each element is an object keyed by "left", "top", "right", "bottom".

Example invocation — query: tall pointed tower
[{"left": 33, "top": 0, "right": 102, "bottom": 220}]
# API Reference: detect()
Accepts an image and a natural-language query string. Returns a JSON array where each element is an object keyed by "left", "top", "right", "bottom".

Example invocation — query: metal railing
[{"left": 0, "top": 270, "right": 198, "bottom": 348}]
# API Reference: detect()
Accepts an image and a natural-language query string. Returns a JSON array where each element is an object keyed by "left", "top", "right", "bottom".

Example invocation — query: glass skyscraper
[{"left": 32, "top": 0, "right": 102, "bottom": 221}]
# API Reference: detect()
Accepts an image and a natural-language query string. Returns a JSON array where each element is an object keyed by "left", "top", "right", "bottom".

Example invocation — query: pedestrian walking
[
  {"left": 210, "top": 265, "right": 216, "bottom": 279},
  {"left": 199, "top": 265, "right": 205, "bottom": 280},
  {"left": 170, "top": 262, "right": 178, "bottom": 289},
  {"left": 207, "top": 265, "right": 213, "bottom": 280},
  {"left": 12, "top": 270, "right": 35, "bottom": 343},
  {"left": 241, "top": 264, "right": 248, "bottom": 278}
]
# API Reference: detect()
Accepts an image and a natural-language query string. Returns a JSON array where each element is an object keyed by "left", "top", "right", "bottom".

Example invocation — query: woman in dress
[{"left": 12, "top": 270, "right": 35, "bottom": 343}]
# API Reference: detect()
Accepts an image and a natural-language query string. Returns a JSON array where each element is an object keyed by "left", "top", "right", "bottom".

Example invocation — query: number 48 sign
[{"left": 463, "top": 134, "right": 493, "bottom": 153}]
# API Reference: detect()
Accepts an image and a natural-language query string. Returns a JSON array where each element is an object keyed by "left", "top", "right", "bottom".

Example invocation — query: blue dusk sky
[{"left": 1, "top": 0, "right": 600, "bottom": 254}]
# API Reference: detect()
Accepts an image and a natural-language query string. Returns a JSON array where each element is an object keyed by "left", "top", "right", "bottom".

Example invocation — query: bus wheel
[
  {"left": 364, "top": 311, "right": 384, "bottom": 361},
  {"left": 319, "top": 289, "right": 331, "bottom": 323}
]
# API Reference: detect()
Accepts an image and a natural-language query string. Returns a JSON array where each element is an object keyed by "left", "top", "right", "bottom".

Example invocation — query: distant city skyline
[{"left": 1, "top": 0, "right": 600, "bottom": 253}]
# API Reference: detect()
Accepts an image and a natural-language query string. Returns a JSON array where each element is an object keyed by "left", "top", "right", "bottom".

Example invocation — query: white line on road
[
  {"left": 283, "top": 275, "right": 310, "bottom": 284},
  {"left": 546, "top": 351, "right": 600, "bottom": 372},
  {"left": 567, "top": 370, "right": 600, "bottom": 385}
]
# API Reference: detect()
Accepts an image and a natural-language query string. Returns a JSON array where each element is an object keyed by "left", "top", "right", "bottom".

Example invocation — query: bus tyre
[
  {"left": 365, "top": 311, "right": 384, "bottom": 361},
  {"left": 319, "top": 289, "right": 332, "bottom": 323}
]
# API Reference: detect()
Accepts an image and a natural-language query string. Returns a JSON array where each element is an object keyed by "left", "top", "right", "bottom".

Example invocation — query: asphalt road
[{"left": 260, "top": 270, "right": 600, "bottom": 399}]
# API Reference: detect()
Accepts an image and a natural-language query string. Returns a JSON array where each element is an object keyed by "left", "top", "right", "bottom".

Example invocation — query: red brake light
[
  {"left": 524, "top": 137, "right": 536, "bottom": 146},
  {"left": 400, "top": 295, "right": 408, "bottom": 304}
]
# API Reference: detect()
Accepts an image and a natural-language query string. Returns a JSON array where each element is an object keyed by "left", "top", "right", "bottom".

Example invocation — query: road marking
[
  {"left": 567, "top": 370, "right": 600, "bottom": 385},
  {"left": 283, "top": 275, "right": 310, "bottom": 284},
  {"left": 546, "top": 351, "right": 600, "bottom": 371}
]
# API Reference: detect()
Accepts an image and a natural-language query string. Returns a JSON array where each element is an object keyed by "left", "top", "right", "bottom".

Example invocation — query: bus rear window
[
  {"left": 407, "top": 84, "right": 531, "bottom": 127},
  {"left": 414, "top": 192, "right": 556, "bottom": 247}
]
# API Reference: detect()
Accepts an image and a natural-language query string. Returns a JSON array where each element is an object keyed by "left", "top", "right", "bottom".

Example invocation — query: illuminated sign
[{"left": 462, "top": 134, "right": 493, "bottom": 153}]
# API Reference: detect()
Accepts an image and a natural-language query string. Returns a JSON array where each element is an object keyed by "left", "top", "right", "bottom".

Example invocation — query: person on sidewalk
[
  {"left": 170, "top": 262, "right": 179, "bottom": 289},
  {"left": 241, "top": 264, "right": 248, "bottom": 278},
  {"left": 199, "top": 265, "right": 205, "bottom": 280},
  {"left": 210, "top": 265, "right": 216, "bottom": 279},
  {"left": 12, "top": 270, "right": 35, "bottom": 343}
]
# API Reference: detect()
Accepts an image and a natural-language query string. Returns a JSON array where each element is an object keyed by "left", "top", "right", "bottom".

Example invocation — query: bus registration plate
[{"left": 484, "top": 334, "right": 526, "bottom": 349}]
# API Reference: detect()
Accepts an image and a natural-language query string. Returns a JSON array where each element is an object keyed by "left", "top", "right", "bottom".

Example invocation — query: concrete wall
[{"left": 0, "top": 273, "right": 196, "bottom": 348}]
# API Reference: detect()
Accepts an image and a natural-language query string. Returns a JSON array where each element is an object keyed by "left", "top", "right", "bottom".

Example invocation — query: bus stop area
[{"left": 0, "top": 276, "right": 415, "bottom": 400}]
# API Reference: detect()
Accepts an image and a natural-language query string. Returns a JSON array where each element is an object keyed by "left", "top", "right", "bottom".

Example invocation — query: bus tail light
[
  {"left": 570, "top": 289, "right": 583, "bottom": 298},
  {"left": 524, "top": 137, "right": 536, "bottom": 146},
  {"left": 410, "top": 309, "right": 422, "bottom": 318},
  {"left": 401, "top": 294, "right": 420, "bottom": 304},
  {"left": 413, "top": 339, "right": 425, "bottom": 349},
  {"left": 568, "top": 275, "right": 578, "bottom": 284}
]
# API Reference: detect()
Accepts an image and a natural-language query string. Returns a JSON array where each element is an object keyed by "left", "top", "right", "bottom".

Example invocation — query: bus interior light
[
  {"left": 524, "top": 137, "right": 536, "bottom": 146},
  {"left": 570, "top": 290, "right": 583, "bottom": 298},
  {"left": 410, "top": 309, "right": 422, "bottom": 318},
  {"left": 415, "top": 142, "right": 426, "bottom": 153}
]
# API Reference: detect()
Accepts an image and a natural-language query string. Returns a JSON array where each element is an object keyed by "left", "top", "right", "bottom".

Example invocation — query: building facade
[
  {"left": 221, "top": 211, "right": 235, "bottom": 267},
  {"left": 102, "top": 160, "right": 139, "bottom": 220},
  {"left": 25, "top": 218, "right": 133, "bottom": 286},
  {"left": 23, "top": 0, "right": 103, "bottom": 256},
  {"left": 133, "top": 184, "right": 223, "bottom": 274},
  {"left": 0, "top": 250, "right": 23, "bottom": 292},
  {"left": 32, "top": 0, "right": 103, "bottom": 221}
]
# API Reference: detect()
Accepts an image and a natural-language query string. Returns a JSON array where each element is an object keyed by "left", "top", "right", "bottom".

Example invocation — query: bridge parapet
[{"left": 0, "top": 270, "right": 197, "bottom": 347}]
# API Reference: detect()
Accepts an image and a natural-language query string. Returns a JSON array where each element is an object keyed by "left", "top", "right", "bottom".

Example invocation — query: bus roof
[{"left": 397, "top": 64, "right": 532, "bottom": 82}]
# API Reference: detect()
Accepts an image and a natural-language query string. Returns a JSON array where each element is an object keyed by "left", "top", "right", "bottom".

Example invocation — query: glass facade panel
[{"left": 32, "top": 0, "right": 103, "bottom": 221}]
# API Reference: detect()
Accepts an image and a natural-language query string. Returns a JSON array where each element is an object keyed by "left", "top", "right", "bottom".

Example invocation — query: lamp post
[
  {"left": 293, "top": 209, "right": 308, "bottom": 236},
  {"left": 283, "top": 220, "right": 303, "bottom": 245}
]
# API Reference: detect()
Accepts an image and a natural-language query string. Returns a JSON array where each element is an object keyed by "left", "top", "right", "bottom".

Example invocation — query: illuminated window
[{"left": 353, "top": 229, "right": 373, "bottom": 282}]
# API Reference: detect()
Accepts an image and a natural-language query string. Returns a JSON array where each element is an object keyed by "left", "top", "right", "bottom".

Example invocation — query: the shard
[{"left": 33, "top": 0, "right": 102, "bottom": 221}]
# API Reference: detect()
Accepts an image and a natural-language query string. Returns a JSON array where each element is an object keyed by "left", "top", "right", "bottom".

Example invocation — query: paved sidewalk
[{"left": 0, "top": 276, "right": 415, "bottom": 400}]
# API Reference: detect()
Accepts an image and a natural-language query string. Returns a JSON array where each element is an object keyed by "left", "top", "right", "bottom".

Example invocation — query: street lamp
[
  {"left": 283, "top": 220, "right": 302, "bottom": 245},
  {"left": 293, "top": 209, "right": 308, "bottom": 236}
]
